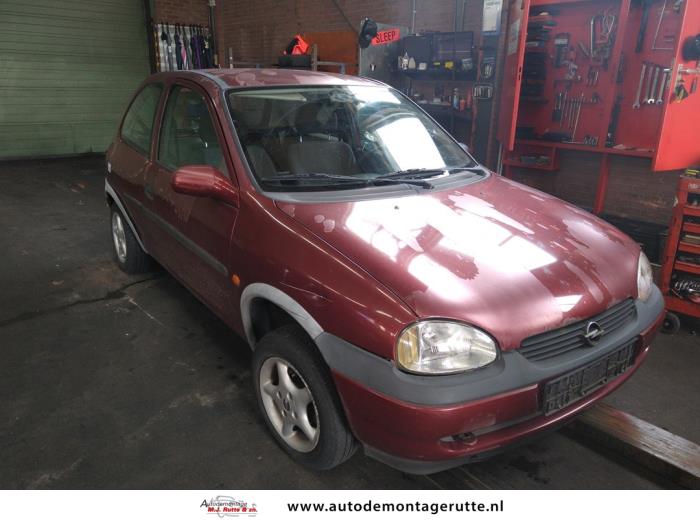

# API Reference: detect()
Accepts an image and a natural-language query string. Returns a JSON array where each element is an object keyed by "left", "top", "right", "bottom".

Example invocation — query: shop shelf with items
[
  {"left": 396, "top": 31, "right": 477, "bottom": 145},
  {"left": 659, "top": 170, "right": 700, "bottom": 332}
]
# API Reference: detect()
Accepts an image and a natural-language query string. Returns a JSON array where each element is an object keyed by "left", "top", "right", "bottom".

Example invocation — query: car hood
[{"left": 275, "top": 175, "right": 640, "bottom": 350}]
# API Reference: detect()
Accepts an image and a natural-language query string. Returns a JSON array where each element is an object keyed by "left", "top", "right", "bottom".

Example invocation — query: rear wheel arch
[
  {"left": 240, "top": 283, "right": 323, "bottom": 349},
  {"left": 109, "top": 205, "right": 152, "bottom": 274},
  {"left": 104, "top": 180, "right": 148, "bottom": 254}
]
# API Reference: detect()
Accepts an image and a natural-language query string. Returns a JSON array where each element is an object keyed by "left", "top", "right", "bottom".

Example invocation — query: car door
[
  {"left": 107, "top": 83, "right": 164, "bottom": 239},
  {"left": 143, "top": 81, "right": 239, "bottom": 319}
]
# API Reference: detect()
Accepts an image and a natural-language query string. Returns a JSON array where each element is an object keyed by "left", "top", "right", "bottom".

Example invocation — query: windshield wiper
[
  {"left": 378, "top": 165, "right": 485, "bottom": 181},
  {"left": 264, "top": 172, "right": 433, "bottom": 189},
  {"left": 265, "top": 173, "right": 366, "bottom": 184},
  {"left": 450, "top": 165, "right": 487, "bottom": 175},
  {"left": 372, "top": 178, "right": 433, "bottom": 188},
  {"left": 377, "top": 168, "right": 447, "bottom": 180}
]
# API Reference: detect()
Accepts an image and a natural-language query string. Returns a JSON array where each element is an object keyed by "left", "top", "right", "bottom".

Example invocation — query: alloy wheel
[
  {"left": 111, "top": 212, "right": 127, "bottom": 264},
  {"left": 259, "top": 357, "right": 320, "bottom": 452}
]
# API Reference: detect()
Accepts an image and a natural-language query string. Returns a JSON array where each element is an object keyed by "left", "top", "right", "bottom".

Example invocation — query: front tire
[
  {"left": 110, "top": 205, "right": 151, "bottom": 274},
  {"left": 252, "top": 324, "right": 357, "bottom": 470}
]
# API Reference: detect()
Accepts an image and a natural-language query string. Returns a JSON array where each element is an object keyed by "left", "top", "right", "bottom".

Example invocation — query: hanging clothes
[
  {"left": 160, "top": 24, "right": 175, "bottom": 71},
  {"left": 204, "top": 29, "right": 214, "bottom": 68},
  {"left": 174, "top": 24, "right": 183, "bottom": 70},
  {"left": 202, "top": 28, "right": 211, "bottom": 68},
  {"left": 182, "top": 25, "right": 192, "bottom": 70},
  {"left": 197, "top": 27, "right": 208, "bottom": 68},
  {"left": 178, "top": 25, "right": 188, "bottom": 69},
  {"left": 160, "top": 24, "right": 172, "bottom": 71},
  {"left": 190, "top": 27, "right": 201, "bottom": 69},
  {"left": 167, "top": 24, "right": 177, "bottom": 71},
  {"left": 153, "top": 22, "right": 214, "bottom": 71}
]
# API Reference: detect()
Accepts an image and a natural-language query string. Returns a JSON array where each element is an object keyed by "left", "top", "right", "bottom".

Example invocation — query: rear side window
[
  {"left": 121, "top": 84, "right": 162, "bottom": 156},
  {"left": 158, "top": 86, "right": 226, "bottom": 173}
]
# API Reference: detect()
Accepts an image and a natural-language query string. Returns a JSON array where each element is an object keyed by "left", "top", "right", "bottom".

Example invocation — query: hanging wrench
[
  {"left": 656, "top": 68, "right": 670, "bottom": 105},
  {"left": 642, "top": 62, "right": 655, "bottom": 106},
  {"left": 560, "top": 92, "right": 568, "bottom": 124},
  {"left": 646, "top": 65, "right": 660, "bottom": 104},
  {"left": 632, "top": 62, "right": 647, "bottom": 109},
  {"left": 572, "top": 94, "right": 584, "bottom": 140}
]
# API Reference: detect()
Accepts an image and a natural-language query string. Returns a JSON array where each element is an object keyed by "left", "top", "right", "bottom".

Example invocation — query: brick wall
[
  {"left": 508, "top": 152, "right": 679, "bottom": 225},
  {"left": 214, "top": 0, "right": 483, "bottom": 66},
  {"left": 603, "top": 157, "right": 678, "bottom": 224},
  {"left": 153, "top": 0, "right": 209, "bottom": 25}
]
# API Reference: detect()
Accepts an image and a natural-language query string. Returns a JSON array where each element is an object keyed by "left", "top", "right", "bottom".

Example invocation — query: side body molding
[
  {"left": 104, "top": 179, "right": 148, "bottom": 253},
  {"left": 240, "top": 283, "right": 323, "bottom": 348}
]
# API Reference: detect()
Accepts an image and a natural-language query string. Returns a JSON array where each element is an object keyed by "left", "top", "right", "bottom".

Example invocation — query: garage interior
[{"left": 1, "top": 0, "right": 699, "bottom": 489}]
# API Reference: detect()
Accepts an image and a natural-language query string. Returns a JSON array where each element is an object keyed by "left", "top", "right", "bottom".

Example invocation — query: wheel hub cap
[
  {"left": 259, "top": 357, "right": 320, "bottom": 453},
  {"left": 111, "top": 212, "right": 127, "bottom": 264}
]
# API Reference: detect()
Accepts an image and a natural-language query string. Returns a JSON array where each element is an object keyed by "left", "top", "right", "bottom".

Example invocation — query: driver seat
[
  {"left": 286, "top": 102, "right": 357, "bottom": 175},
  {"left": 287, "top": 141, "right": 357, "bottom": 176}
]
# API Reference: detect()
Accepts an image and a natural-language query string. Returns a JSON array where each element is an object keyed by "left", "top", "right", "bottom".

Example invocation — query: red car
[{"left": 105, "top": 69, "right": 664, "bottom": 473}]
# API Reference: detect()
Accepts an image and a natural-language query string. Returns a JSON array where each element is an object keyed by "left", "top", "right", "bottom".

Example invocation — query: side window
[
  {"left": 158, "top": 86, "right": 226, "bottom": 173},
  {"left": 121, "top": 84, "right": 162, "bottom": 156}
]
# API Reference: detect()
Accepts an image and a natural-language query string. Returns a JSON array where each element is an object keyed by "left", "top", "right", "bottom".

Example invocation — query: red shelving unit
[{"left": 659, "top": 176, "right": 700, "bottom": 330}]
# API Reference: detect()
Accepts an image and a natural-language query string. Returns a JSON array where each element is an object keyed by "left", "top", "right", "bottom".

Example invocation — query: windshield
[{"left": 227, "top": 85, "right": 479, "bottom": 191}]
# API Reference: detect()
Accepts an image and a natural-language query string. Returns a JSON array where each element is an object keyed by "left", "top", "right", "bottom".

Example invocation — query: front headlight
[
  {"left": 637, "top": 251, "right": 653, "bottom": 302},
  {"left": 396, "top": 321, "right": 498, "bottom": 375}
]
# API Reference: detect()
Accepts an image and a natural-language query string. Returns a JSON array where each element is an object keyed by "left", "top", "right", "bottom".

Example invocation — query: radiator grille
[{"left": 519, "top": 299, "right": 637, "bottom": 362}]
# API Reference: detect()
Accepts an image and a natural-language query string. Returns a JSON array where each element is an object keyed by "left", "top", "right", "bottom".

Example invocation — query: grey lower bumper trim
[
  {"left": 363, "top": 445, "right": 481, "bottom": 475},
  {"left": 315, "top": 286, "right": 664, "bottom": 407},
  {"left": 363, "top": 418, "right": 569, "bottom": 474}
]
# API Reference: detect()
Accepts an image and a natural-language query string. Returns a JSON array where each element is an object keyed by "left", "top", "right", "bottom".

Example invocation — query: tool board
[{"left": 498, "top": 0, "right": 700, "bottom": 173}]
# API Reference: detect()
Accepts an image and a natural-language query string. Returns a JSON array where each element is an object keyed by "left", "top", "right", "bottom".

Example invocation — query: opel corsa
[{"left": 105, "top": 69, "right": 664, "bottom": 473}]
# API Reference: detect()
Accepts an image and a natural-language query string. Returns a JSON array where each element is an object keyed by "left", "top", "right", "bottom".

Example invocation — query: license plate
[{"left": 542, "top": 341, "right": 636, "bottom": 415}]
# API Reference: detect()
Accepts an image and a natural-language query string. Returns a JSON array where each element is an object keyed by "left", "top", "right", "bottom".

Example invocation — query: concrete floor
[{"left": 1, "top": 156, "right": 697, "bottom": 489}]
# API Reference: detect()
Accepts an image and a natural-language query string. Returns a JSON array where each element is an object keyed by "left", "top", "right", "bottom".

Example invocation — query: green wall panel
[{"left": 0, "top": 0, "right": 150, "bottom": 158}]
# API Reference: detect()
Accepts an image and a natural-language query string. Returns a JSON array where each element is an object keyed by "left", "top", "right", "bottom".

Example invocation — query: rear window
[{"left": 121, "top": 84, "right": 162, "bottom": 156}]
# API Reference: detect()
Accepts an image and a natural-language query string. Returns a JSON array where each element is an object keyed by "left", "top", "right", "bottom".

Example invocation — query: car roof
[{"left": 153, "top": 68, "right": 383, "bottom": 90}]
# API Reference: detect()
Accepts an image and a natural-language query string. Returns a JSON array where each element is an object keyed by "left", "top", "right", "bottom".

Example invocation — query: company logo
[
  {"left": 582, "top": 322, "right": 605, "bottom": 346},
  {"left": 201, "top": 496, "right": 258, "bottom": 518}
]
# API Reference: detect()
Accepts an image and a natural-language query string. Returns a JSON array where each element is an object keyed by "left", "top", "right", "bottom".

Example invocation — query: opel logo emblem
[{"left": 583, "top": 321, "right": 604, "bottom": 346}]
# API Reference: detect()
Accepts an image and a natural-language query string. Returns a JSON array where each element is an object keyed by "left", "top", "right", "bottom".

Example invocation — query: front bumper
[{"left": 316, "top": 287, "right": 665, "bottom": 474}]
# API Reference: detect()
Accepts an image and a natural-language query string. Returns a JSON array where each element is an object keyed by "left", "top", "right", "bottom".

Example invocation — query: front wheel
[{"left": 252, "top": 325, "right": 357, "bottom": 470}]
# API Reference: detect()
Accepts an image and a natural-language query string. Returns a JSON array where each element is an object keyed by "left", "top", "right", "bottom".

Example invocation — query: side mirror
[{"left": 171, "top": 165, "right": 238, "bottom": 207}]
